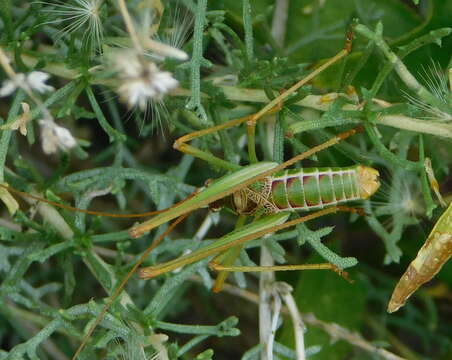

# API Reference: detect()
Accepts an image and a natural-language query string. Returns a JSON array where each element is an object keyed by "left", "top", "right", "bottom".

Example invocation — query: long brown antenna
[{"left": 0, "top": 184, "right": 199, "bottom": 218}]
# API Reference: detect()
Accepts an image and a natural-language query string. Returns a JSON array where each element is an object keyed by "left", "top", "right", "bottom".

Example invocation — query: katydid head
[
  {"left": 357, "top": 165, "right": 380, "bottom": 199},
  {"left": 204, "top": 178, "right": 264, "bottom": 215},
  {"left": 207, "top": 190, "right": 262, "bottom": 215},
  {"left": 231, "top": 189, "right": 260, "bottom": 215}
]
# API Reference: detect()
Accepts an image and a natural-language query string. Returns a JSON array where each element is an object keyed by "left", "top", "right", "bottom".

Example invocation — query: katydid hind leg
[{"left": 209, "top": 261, "right": 353, "bottom": 283}]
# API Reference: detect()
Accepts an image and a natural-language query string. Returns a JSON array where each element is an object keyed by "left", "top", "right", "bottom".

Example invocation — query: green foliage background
[{"left": 0, "top": 0, "right": 451, "bottom": 359}]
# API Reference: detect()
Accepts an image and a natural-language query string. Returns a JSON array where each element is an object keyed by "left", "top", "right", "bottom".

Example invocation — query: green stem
[
  {"left": 418, "top": 135, "right": 436, "bottom": 218},
  {"left": 0, "top": 0, "right": 12, "bottom": 41},
  {"left": 356, "top": 23, "right": 451, "bottom": 113},
  {"left": 177, "top": 335, "right": 209, "bottom": 357},
  {"left": 364, "top": 123, "right": 421, "bottom": 171},
  {"left": 242, "top": 0, "right": 254, "bottom": 64},
  {"left": 184, "top": 0, "right": 210, "bottom": 122},
  {"left": 86, "top": 86, "right": 126, "bottom": 143},
  {"left": 0, "top": 91, "right": 25, "bottom": 182},
  {"left": 247, "top": 123, "right": 259, "bottom": 163},
  {"left": 179, "top": 143, "right": 242, "bottom": 172}
]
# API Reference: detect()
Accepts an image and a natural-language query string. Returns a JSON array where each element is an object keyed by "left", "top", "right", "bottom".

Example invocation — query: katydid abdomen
[
  {"left": 228, "top": 165, "right": 380, "bottom": 215},
  {"left": 270, "top": 165, "right": 380, "bottom": 211}
]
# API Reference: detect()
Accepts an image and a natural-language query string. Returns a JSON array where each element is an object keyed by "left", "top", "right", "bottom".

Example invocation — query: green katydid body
[
  {"left": 138, "top": 163, "right": 380, "bottom": 279},
  {"left": 130, "top": 162, "right": 380, "bottom": 238},
  {"left": 217, "top": 165, "right": 380, "bottom": 215}
]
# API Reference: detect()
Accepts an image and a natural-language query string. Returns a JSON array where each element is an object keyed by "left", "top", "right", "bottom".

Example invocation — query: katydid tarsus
[{"left": 2, "top": 29, "right": 381, "bottom": 358}]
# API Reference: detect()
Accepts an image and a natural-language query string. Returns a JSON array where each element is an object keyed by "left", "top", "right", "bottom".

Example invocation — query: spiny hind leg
[
  {"left": 245, "top": 25, "right": 354, "bottom": 163},
  {"left": 209, "top": 261, "right": 352, "bottom": 283},
  {"left": 210, "top": 205, "right": 363, "bottom": 291}
]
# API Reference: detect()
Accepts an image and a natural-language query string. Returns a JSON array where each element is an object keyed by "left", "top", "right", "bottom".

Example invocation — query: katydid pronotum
[{"left": 2, "top": 29, "right": 381, "bottom": 359}]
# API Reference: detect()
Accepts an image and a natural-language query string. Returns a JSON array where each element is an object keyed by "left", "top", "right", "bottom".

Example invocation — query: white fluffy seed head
[
  {"left": 26, "top": 71, "right": 55, "bottom": 93},
  {"left": 405, "top": 61, "right": 452, "bottom": 121},
  {"left": 0, "top": 71, "right": 54, "bottom": 97},
  {"left": 39, "top": 120, "right": 77, "bottom": 154},
  {"left": 110, "top": 51, "right": 179, "bottom": 110}
]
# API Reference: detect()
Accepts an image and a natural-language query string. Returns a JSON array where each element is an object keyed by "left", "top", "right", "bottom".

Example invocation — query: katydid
[
  {"left": 137, "top": 163, "right": 380, "bottom": 278},
  {"left": 78, "top": 127, "right": 379, "bottom": 358}
]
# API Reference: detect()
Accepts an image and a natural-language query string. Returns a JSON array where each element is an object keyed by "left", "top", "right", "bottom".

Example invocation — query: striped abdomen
[{"left": 268, "top": 165, "right": 379, "bottom": 212}]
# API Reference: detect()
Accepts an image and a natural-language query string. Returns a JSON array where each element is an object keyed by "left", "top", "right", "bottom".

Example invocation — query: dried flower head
[
  {"left": 39, "top": 119, "right": 77, "bottom": 154},
  {"left": 0, "top": 71, "right": 54, "bottom": 97},
  {"left": 129, "top": 0, "right": 190, "bottom": 61},
  {"left": 0, "top": 102, "right": 31, "bottom": 136},
  {"left": 111, "top": 51, "right": 178, "bottom": 110}
]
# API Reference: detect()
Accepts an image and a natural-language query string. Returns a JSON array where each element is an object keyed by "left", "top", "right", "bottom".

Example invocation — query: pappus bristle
[
  {"left": 370, "top": 170, "right": 424, "bottom": 230},
  {"left": 404, "top": 60, "right": 452, "bottom": 122},
  {"left": 35, "top": 0, "right": 104, "bottom": 54},
  {"left": 155, "top": 1, "right": 193, "bottom": 60}
]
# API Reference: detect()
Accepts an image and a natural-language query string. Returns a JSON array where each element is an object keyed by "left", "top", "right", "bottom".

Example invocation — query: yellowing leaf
[{"left": 0, "top": 183, "right": 19, "bottom": 215}]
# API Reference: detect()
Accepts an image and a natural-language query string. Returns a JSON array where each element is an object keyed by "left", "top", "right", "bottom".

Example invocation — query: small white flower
[
  {"left": 0, "top": 74, "right": 25, "bottom": 97},
  {"left": 0, "top": 71, "right": 54, "bottom": 97},
  {"left": 26, "top": 71, "right": 55, "bottom": 93},
  {"left": 39, "top": 120, "right": 77, "bottom": 154},
  {"left": 111, "top": 51, "right": 179, "bottom": 110}
]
